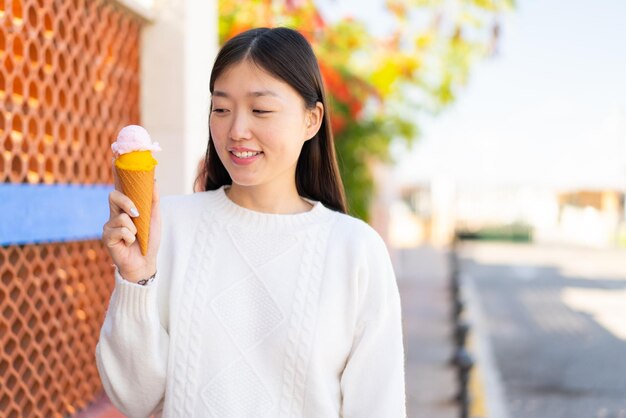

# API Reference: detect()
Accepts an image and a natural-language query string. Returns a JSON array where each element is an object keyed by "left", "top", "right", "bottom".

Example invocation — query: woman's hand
[{"left": 102, "top": 166, "right": 161, "bottom": 283}]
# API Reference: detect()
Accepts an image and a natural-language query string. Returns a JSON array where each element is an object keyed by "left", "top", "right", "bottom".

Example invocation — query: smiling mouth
[{"left": 230, "top": 150, "right": 263, "bottom": 158}]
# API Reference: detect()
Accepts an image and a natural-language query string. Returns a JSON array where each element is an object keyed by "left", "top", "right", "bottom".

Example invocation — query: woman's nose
[{"left": 229, "top": 111, "right": 252, "bottom": 141}]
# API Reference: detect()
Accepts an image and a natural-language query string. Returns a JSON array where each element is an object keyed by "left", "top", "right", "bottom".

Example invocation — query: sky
[
  {"left": 320, "top": 0, "right": 626, "bottom": 190},
  {"left": 395, "top": 0, "right": 626, "bottom": 190}
]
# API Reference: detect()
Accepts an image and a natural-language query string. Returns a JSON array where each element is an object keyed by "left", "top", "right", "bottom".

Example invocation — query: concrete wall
[{"left": 119, "top": 0, "right": 218, "bottom": 196}]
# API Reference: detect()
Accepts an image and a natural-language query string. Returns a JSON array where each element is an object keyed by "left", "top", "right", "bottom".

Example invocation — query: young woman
[{"left": 98, "top": 27, "right": 405, "bottom": 418}]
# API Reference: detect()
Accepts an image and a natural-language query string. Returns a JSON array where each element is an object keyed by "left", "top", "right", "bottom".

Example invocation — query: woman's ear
[{"left": 305, "top": 102, "right": 324, "bottom": 140}]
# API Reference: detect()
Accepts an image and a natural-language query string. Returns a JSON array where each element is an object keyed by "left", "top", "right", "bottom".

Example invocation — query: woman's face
[{"left": 210, "top": 60, "right": 322, "bottom": 192}]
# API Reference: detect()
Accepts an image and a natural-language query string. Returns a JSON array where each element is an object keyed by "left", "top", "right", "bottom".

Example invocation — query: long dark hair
[{"left": 195, "top": 27, "right": 347, "bottom": 214}]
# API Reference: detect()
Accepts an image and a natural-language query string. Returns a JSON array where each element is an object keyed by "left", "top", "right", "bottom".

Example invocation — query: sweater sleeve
[
  {"left": 95, "top": 268, "right": 169, "bottom": 418},
  {"left": 340, "top": 230, "right": 406, "bottom": 418}
]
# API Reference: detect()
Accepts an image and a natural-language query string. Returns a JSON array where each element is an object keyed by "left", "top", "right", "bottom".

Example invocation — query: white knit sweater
[{"left": 96, "top": 186, "right": 406, "bottom": 418}]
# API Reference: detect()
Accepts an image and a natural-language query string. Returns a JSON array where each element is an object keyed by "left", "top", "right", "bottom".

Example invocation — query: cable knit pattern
[
  {"left": 278, "top": 222, "right": 333, "bottom": 417},
  {"left": 95, "top": 186, "right": 406, "bottom": 418},
  {"left": 228, "top": 224, "right": 299, "bottom": 268},
  {"left": 202, "top": 358, "right": 274, "bottom": 417},
  {"left": 168, "top": 206, "right": 218, "bottom": 418},
  {"left": 211, "top": 275, "right": 284, "bottom": 352}
]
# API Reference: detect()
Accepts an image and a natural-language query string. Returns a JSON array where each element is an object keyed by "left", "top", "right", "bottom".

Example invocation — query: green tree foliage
[{"left": 219, "top": 0, "right": 514, "bottom": 220}]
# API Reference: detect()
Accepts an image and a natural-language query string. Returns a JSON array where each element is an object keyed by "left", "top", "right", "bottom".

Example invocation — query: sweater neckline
[{"left": 209, "top": 185, "right": 332, "bottom": 229}]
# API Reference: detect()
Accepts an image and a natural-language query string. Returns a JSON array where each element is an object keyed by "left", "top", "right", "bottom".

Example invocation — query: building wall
[
  {"left": 1, "top": 1, "right": 143, "bottom": 416},
  {"left": 140, "top": 0, "right": 217, "bottom": 196},
  {"left": 0, "top": 0, "right": 217, "bottom": 416}
]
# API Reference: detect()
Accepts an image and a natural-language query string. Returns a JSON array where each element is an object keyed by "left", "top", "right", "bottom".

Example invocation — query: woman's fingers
[
  {"left": 103, "top": 196, "right": 139, "bottom": 250},
  {"left": 108, "top": 213, "right": 138, "bottom": 236},
  {"left": 103, "top": 224, "right": 136, "bottom": 247},
  {"left": 108, "top": 190, "right": 139, "bottom": 219}
]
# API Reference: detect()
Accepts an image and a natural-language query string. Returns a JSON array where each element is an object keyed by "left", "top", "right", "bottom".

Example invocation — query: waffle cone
[{"left": 116, "top": 167, "right": 154, "bottom": 256}]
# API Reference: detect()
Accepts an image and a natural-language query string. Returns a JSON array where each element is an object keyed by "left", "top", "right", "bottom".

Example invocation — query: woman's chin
[{"left": 228, "top": 176, "right": 262, "bottom": 188}]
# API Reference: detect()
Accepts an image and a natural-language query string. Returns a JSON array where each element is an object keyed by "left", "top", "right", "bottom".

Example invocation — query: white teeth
[{"left": 231, "top": 151, "right": 261, "bottom": 158}]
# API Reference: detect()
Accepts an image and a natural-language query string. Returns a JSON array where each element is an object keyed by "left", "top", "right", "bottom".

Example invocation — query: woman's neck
[{"left": 225, "top": 183, "right": 313, "bottom": 214}]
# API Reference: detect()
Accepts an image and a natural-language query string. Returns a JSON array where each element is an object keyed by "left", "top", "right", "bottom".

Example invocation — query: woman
[{"left": 98, "top": 27, "right": 405, "bottom": 418}]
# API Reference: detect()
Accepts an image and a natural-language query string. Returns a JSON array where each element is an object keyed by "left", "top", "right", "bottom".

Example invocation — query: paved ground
[
  {"left": 394, "top": 246, "right": 460, "bottom": 418},
  {"left": 458, "top": 242, "right": 626, "bottom": 418}
]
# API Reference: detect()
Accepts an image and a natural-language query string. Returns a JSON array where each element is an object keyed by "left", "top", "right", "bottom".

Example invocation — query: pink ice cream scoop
[{"left": 111, "top": 125, "right": 162, "bottom": 157}]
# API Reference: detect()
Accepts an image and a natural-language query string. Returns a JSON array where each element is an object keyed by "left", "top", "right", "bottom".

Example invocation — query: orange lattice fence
[{"left": 1, "top": 0, "right": 142, "bottom": 416}]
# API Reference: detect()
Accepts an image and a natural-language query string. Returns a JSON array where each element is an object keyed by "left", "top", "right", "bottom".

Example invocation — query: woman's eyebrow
[
  {"left": 212, "top": 90, "right": 279, "bottom": 98},
  {"left": 248, "top": 90, "right": 279, "bottom": 97}
]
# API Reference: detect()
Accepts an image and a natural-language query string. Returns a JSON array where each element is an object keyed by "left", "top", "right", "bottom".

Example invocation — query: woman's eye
[
  {"left": 212, "top": 108, "right": 228, "bottom": 114},
  {"left": 253, "top": 109, "right": 272, "bottom": 114}
]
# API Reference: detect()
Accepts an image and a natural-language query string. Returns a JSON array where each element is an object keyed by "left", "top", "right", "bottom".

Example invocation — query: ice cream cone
[
  {"left": 116, "top": 165, "right": 154, "bottom": 256},
  {"left": 111, "top": 125, "right": 161, "bottom": 256}
]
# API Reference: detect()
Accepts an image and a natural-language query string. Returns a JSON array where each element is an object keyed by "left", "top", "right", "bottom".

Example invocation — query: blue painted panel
[{"left": 0, "top": 184, "right": 114, "bottom": 246}]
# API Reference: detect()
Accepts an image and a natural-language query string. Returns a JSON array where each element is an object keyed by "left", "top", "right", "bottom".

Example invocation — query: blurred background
[{"left": 1, "top": 0, "right": 625, "bottom": 417}]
